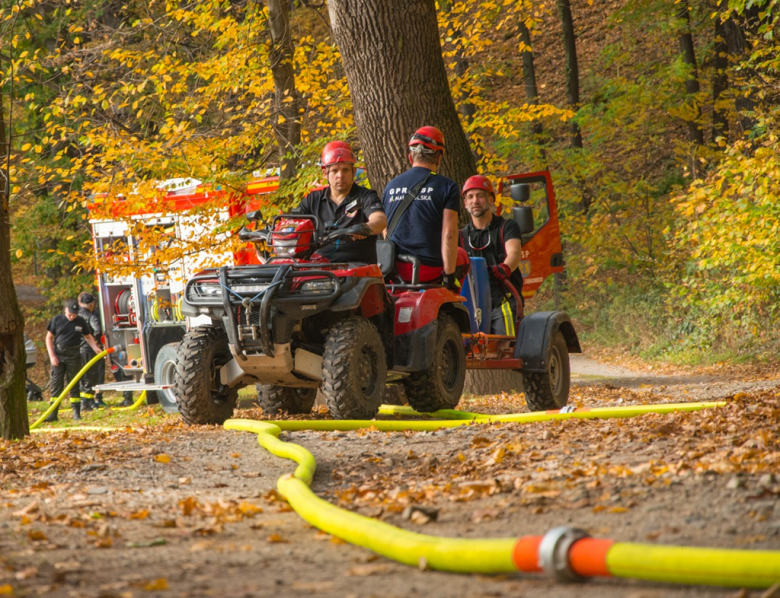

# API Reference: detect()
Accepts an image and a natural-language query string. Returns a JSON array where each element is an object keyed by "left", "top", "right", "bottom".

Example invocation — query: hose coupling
[
  {"left": 559, "top": 405, "right": 577, "bottom": 414},
  {"left": 538, "top": 526, "right": 590, "bottom": 583}
]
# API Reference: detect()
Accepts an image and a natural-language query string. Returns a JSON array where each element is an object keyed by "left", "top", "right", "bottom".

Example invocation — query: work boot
[
  {"left": 94, "top": 395, "right": 108, "bottom": 409},
  {"left": 121, "top": 393, "right": 134, "bottom": 407},
  {"left": 44, "top": 405, "right": 59, "bottom": 422},
  {"left": 81, "top": 399, "right": 94, "bottom": 412},
  {"left": 72, "top": 402, "right": 82, "bottom": 421}
]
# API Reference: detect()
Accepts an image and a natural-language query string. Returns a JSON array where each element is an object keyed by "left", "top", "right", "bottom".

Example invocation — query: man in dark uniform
[
  {"left": 382, "top": 126, "right": 465, "bottom": 290},
  {"left": 294, "top": 141, "right": 386, "bottom": 263},
  {"left": 45, "top": 300, "right": 102, "bottom": 421},
  {"left": 78, "top": 292, "right": 108, "bottom": 410},
  {"left": 460, "top": 175, "right": 524, "bottom": 336}
]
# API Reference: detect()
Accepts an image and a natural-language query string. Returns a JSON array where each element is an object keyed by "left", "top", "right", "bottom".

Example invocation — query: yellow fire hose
[
  {"left": 265, "top": 401, "right": 727, "bottom": 432},
  {"left": 112, "top": 391, "right": 148, "bottom": 412},
  {"left": 31, "top": 347, "right": 148, "bottom": 430},
  {"left": 31, "top": 349, "right": 113, "bottom": 430},
  {"left": 225, "top": 401, "right": 780, "bottom": 589},
  {"left": 31, "top": 426, "right": 123, "bottom": 433}
]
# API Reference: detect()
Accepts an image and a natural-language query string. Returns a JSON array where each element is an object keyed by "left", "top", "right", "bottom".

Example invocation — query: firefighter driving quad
[{"left": 173, "top": 172, "right": 581, "bottom": 424}]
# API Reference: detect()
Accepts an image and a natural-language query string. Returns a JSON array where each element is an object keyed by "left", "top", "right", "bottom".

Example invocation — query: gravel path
[{"left": 2, "top": 354, "right": 779, "bottom": 598}]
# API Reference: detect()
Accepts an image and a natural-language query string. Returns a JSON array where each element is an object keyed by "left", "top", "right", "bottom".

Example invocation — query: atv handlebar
[
  {"left": 238, "top": 227, "right": 269, "bottom": 243},
  {"left": 325, "top": 222, "right": 373, "bottom": 241}
]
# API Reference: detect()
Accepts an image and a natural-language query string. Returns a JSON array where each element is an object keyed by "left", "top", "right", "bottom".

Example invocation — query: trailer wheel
[
  {"left": 403, "top": 314, "right": 465, "bottom": 412},
  {"left": 322, "top": 317, "right": 386, "bottom": 420},
  {"left": 174, "top": 325, "right": 238, "bottom": 425},
  {"left": 154, "top": 343, "right": 180, "bottom": 414},
  {"left": 256, "top": 384, "right": 317, "bottom": 415},
  {"left": 522, "top": 331, "right": 570, "bottom": 411}
]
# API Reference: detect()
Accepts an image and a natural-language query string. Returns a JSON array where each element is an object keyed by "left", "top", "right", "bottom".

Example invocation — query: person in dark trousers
[
  {"left": 45, "top": 300, "right": 102, "bottom": 421},
  {"left": 460, "top": 175, "right": 524, "bottom": 336},
  {"left": 381, "top": 126, "right": 465, "bottom": 290},
  {"left": 78, "top": 292, "right": 108, "bottom": 410},
  {"left": 294, "top": 141, "right": 386, "bottom": 263}
]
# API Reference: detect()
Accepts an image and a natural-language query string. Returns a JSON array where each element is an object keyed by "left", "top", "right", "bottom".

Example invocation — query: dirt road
[{"left": 2, "top": 355, "right": 779, "bottom": 597}]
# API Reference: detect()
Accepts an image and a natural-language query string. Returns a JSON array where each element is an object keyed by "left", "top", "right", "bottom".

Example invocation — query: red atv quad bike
[
  {"left": 174, "top": 170, "right": 581, "bottom": 424},
  {"left": 174, "top": 213, "right": 468, "bottom": 423}
]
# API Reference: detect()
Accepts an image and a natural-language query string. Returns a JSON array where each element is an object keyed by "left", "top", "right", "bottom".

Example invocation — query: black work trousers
[
  {"left": 80, "top": 348, "right": 105, "bottom": 399},
  {"left": 50, "top": 348, "right": 83, "bottom": 404}
]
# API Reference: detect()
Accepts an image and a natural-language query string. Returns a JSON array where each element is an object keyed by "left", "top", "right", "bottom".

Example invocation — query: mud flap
[
  {"left": 514, "top": 311, "right": 581, "bottom": 372},
  {"left": 393, "top": 319, "right": 438, "bottom": 372}
]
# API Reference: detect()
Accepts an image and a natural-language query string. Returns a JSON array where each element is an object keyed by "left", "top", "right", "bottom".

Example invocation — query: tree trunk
[
  {"left": 556, "top": 0, "right": 582, "bottom": 150},
  {"left": 518, "top": 20, "right": 543, "bottom": 139},
  {"left": 327, "top": 0, "right": 476, "bottom": 192},
  {"left": 711, "top": 13, "right": 729, "bottom": 142},
  {"left": 722, "top": 10, "right": 757, "bottom": 136},
  {"left": 267, "top": 0, "right": 301, "bottom": 180},
  {"left": 0, "top": 98, "right": 29, "bottom": 440},
  {"left": 677, "top": 1, "right": 704, "bottom": 146},
  {"left": 463, "top": 369, "right": 525, "bottom": 398}
]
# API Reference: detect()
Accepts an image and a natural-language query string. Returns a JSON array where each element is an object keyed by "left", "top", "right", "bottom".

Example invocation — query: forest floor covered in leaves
[{"left": 2, "top": 357, "right": 780, "bottom": 598}]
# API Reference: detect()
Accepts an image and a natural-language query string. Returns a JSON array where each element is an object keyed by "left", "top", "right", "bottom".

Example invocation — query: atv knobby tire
[
  {"left": 174, "top": 325, "right": 238, "bottom": 424},
  {"left": 523, "top": 331, "right": 570, "bottom": 411},
  {"left": 403, "top": 314, "right": 465, "bottom": 412},
  {"left": 321, "top": 317, "right": 386, "bottom": 419},
  {"left": 256, "top": 384, "right": 317, "bottom": 415}
]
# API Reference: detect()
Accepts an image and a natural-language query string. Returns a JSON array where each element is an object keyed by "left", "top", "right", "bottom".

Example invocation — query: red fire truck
[{"left": 88, "top": 175, "right": 280, "bottom": 411}]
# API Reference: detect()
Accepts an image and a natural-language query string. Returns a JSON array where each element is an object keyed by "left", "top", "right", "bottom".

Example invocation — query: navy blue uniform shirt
[{"left": 382, "top": 166, "right": 461, "bottom": 267}]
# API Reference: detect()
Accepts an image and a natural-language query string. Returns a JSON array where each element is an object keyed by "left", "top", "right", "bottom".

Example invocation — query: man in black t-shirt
[
  {"left": 45, "top": 300, "right": 102, "bottom": 421},
  {"left": 382, "top": 126, "right": 463, "bottom": 290},
  {"left": 460, "top": 175, "right": 524, "bottom": 336},
  {"left": 294, "top": 141, "right": 386, "bottom": 264},
  {"left": 78, "top": 292, "right": 109, "bottom": 411}
]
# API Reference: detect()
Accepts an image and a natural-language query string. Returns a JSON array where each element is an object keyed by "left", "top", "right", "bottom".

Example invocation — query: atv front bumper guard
[{"left": 184, "top": 263, "right": 345, "bottom": 358}]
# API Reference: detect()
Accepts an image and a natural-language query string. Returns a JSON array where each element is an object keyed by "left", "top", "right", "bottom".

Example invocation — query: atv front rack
[{"left": 217, "top": 264, "right": 342, "bottom": 358}]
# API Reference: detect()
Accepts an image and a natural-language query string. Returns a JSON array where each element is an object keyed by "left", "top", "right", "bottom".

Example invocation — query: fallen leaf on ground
[
  {"left": 266, "top": 534, "right": 287, "bottom": 543},
  {"left": 345, "top": 564, "right": 392, "bottom": 576},
  {"left": 143, "top": 578, "right": 168, "bottom": 591}
]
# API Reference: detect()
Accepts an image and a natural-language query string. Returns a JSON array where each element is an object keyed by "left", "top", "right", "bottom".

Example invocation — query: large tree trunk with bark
[
  {"left": 327, "top": 0, "right": 476, "bottom": 191},
  {"left": 267, "top": 0, "right": 301, "bottom": 179},
  {"left": 463, "top": 369, "right": 525, "bottom": 398},
  {"left": 676, "top": 1, "right": 704, "bottom": 147},
  {"left": 0, "top": 99, "right": 29, "bottom": 440}
]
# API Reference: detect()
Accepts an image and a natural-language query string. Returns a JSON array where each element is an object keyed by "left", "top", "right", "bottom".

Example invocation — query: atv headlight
[
  {"left": 189, "top": 281, "right": 222, "bottom": 299},
  {"left": 274, "top": 238, "right": 298, "bottom": 257},
  {"left": 300, "top": 279, "right": 336, "bottom": 294},
  {"left": 232, "top": 283, "right": 270, "bottom": 294}
]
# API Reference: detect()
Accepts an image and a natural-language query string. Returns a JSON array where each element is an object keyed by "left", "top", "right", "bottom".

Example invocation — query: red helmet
[
  {"left": 408, "top": 126, "right": 445, "bottom": 153},
  {"left": 462, "top": 175, "right": 495, "bottom": 197},
  {"left": 321, "top": 141, "right": 356, "bottom": 170}
]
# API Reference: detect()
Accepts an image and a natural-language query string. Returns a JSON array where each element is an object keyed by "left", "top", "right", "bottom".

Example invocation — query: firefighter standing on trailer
[
  {"left": 382, "top": 126, "right": 465, "bottom": 290},
  {"left": 460, "top": 175, "right": 524, "bottom": 335},
  {"left": 78, "top": 292, "right": 108, "bottom": 410},
  {"left": 294, "top": 141, "right": 387, "bottom": 263},
  {"left": 44, "top": 300, "right": 102, "bottom": 421}
]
